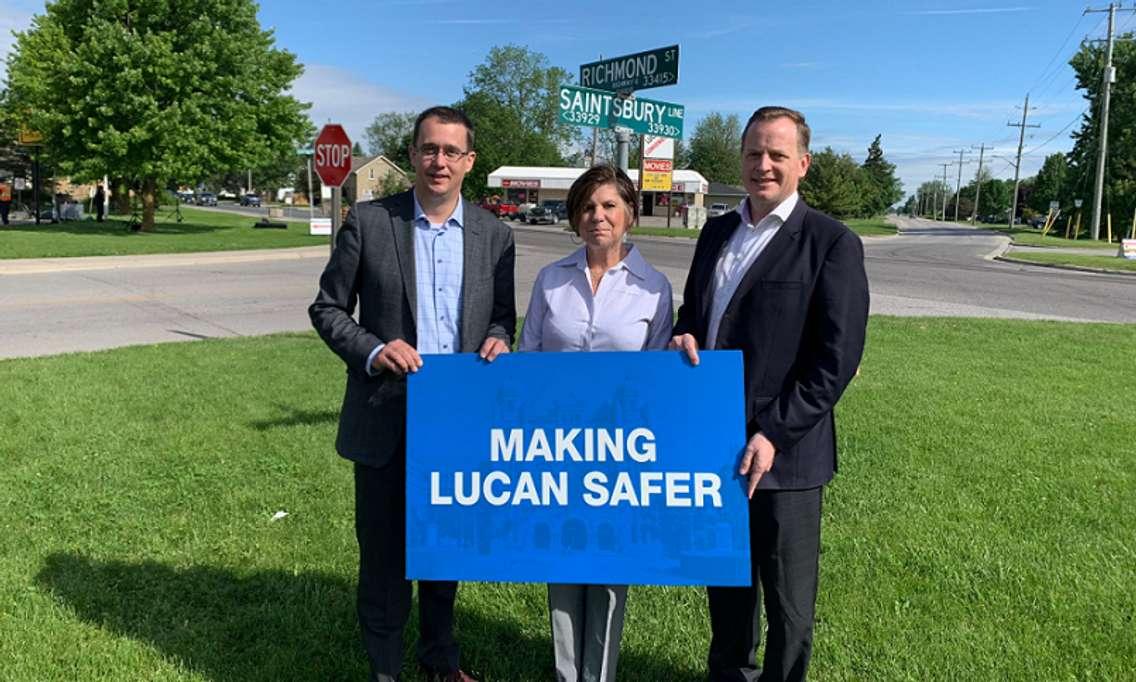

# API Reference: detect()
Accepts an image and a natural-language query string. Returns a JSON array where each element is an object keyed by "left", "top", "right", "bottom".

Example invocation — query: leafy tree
[
  {"left": 455, "top": 47, "right": 571, "bottom": 200},
  {"left": 688, "top": 113, "right": 741, "bottom": 185},
  {"left": 1067, "top": 30, "right": 1136, "bottom": 232},
  {"left": 799, "top": 147, "right": 865, "bottom": 219},
  {"left": 364, "top": 111, "right": 416, "bottom": 172},
  {"left": 352, "top": 141, "right": 363, "bottom": 156},
  {"left": 860, "top": 134, "right": 903, "bottom": 215},
  {"left": 5, "top": 0, "right": 310, "bottom": 231},
  {"left": 455, "top": 90, "right": 561, "bottom": 201},
  {"left": 465, "top": 44, "right": 576, "bottom": 149},
  {"left": 1029, "top": 154, "right": 1069, "bottom": 216}
]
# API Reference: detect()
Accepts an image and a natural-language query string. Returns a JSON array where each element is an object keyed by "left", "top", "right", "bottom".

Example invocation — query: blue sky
[{"left": 2, "top": 1, "right": 1129, "bottom": 196}]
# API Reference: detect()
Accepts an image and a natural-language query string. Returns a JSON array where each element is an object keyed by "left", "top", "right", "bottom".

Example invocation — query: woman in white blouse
[{"left": 519, "top": 165, "right": 673, "bottom": 682}]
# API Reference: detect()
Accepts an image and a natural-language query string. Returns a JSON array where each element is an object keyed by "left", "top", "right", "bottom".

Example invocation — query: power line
[
  {"left": 1029, "top": 14, "right": 1089, "bottom": 94},
  {"left": 1021, "top": 109, "right": 1087, "bottom": 157}
]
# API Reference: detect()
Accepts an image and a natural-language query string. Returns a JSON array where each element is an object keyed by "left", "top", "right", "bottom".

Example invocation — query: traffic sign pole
[{"left": 331, "top": 187, "right": 340, "bottom": 255}]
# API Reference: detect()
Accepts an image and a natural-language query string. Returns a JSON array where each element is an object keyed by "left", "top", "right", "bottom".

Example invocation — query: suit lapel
[
  {"left": 460, "top": 198, "right": 483, "bottom": 350},
  {"left": 391, "top": 190, "right": 417, "bottom": 326},
  {"left": 697, "top": 213, "right": 742, "bottom": 324},
  {"left": 720, "top": 199, "right": 807, "bottom": 323}
]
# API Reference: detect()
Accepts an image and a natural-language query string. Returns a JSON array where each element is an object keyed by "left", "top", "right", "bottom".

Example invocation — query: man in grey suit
[{"left": 310, "top": 106, "right": 516, "bottom": 682}]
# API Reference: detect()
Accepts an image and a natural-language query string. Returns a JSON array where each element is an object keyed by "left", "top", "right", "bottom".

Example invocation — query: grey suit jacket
[{"left": 309, "top": 190, "right": 516, "bottom": 468}]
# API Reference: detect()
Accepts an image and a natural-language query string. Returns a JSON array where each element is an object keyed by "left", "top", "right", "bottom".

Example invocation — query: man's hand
[
  {"left": 739, "top": 432, "right": 776, "bottom": 499},
  {"left": 669, "top": 333, "right": 700, "bottom": 366},
  {"left": 478, "top": 337, "right": 510, "bottom": 362},
  {"left": 373, "top": 339, "right": 422, "bottom": 375}
]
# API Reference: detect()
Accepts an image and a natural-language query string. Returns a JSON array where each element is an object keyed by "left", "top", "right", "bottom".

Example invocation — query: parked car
[
  {"left": 525, "top": 205, "right": 557, "bottom": 225},
  {"left": 217, "top": 189, "right": 238, "bottom": 200},
  {"left": 515, "top": 203, "right": 537, "bottom": 222},
  {"left": 1028, "top": 215, "right": 1046, "bottom": 228},
  {"left": 240, "top": 193, "right": 262, "bottom": 207},
  {"left": 195, "top": 192, "right": 217, "bottom": 206},
  {"left": 541, "top": 200, "right": 568, "bottom": 221},
  {"left": 479, "top": 198, "right": 519, "bottom": 220},
  {"left": 177, "top": 191, "right": 195, "bottom": 204},
  {"left": 707, "top": 202, "right": 730, "bottom": 218}
]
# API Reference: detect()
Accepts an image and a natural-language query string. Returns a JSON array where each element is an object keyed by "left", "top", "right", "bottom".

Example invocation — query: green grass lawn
[
  {"left": 985, "top": 225, "right": 1120, "bottom": 249},
  {"left": 0, "top": 206, "right": 326, "bottom": 259},
  {"left": 1, "top": 319, "right": 1133, "bottom": 680},
  {"left": 630, "top": 217, "right": 894, "bottom": 240},
  {"left": 1004, "top": 250, "right": 1136, "bottom": 272}
]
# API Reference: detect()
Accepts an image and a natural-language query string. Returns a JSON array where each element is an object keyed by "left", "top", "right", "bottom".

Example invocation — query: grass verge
[
  {"left": 985, "top": 225, "right": 1119, "bottom": 249},
  {"left": 1003, "top": 250, "right": 1136, "bottom": 273},
  {"left": 0, "top": 206, "right": 325, "bottom": 259},
  {"left": 1, "top": 318, "right": 1133, "bottom": 680}
]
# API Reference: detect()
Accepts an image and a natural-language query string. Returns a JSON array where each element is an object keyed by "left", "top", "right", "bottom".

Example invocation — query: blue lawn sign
[{"left": 405, "top": 350, "right": 751, "bottom": 586}]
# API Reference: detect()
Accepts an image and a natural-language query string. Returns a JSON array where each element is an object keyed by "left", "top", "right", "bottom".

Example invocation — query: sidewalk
[{"left": 0, "top": 245, "right": 328, "bottom": 275}]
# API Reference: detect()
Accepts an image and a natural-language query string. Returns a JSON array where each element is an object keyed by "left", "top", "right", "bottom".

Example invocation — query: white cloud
[{"left": 290, "top": 64, "right": 432, "bottom": 149}]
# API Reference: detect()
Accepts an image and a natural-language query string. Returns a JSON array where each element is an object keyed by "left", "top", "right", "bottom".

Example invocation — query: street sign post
[
  {"left": 313, "top": 124, "right": 353, "bottom": 253},
  {"left": 579, "top": 45, "right": 679, "bottom": 92},
  {"left": 559, "top": 85, "right": 684, "bottom": 139}
]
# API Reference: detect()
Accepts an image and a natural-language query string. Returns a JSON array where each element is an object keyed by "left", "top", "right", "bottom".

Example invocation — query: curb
[
  {"left": 994, "top": 254, "right": 1136, "bottom": 277},
  {"left": 0, "top": 246, "right": 328, "bottom": 275},
  {"left": 982, "top": 236, "right": 1013, "bottom": 261}
]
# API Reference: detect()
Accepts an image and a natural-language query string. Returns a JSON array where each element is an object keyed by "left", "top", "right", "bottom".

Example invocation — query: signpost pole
[
  {"left": 331, "top": 186, "right": 340, "bottom": 255},
  {"left": 616, "top": 130, "right": 630, "bottom": 172},
  {"left": 33, "top": 153, "right": 40, "bottom": 226}
]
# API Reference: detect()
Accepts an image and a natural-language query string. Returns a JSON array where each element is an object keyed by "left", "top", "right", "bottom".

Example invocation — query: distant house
[
  {"left": 704, "top": 181, "right": 747, "bottom": 210},
  {"left": 341, "top": 155, "right": 409, "bottom": 204}
]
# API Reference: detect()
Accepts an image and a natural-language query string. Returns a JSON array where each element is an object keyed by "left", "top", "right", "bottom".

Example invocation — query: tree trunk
[
  {"left": 112, "top": 178, "right": 131, "bottom": 213},
  {"left": 140, "top": 177, "right": 157, "bottom": 232}
]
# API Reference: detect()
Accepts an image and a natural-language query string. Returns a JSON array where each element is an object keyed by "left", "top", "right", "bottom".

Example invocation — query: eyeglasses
[{"left": 416, "top": 144, "right": 470, "bottom": 161}]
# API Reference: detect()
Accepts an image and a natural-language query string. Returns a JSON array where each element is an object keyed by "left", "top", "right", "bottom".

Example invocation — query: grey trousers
[{"left": 548, "top": 583, "right": 629, "bottom": 682}]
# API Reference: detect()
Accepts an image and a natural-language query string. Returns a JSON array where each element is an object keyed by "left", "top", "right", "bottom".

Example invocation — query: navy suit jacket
[{"left": 674, "top": 199, "right": 869, "bottom": 490}]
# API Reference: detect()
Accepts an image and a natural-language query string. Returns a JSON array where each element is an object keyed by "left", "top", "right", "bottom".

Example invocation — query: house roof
[
  {"left": 707, "top": 181, "right": 747, "bottom": 196},
  {"left": 350, "top": 155, "right": 408, "bottom": 177}
]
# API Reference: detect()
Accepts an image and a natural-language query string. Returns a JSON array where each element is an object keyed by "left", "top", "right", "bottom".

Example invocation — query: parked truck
[{"left": 479, "top": 196, "right": 520, "bottom": 220}]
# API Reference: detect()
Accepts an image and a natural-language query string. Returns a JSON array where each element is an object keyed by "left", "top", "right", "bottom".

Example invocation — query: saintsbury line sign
[{"left": 558, "top": 85, "right": 684, "bottom": 139}]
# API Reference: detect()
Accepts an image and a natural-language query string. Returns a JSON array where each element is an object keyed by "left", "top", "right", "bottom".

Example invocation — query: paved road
[{"left": 1, "top": 215, "right": 1132, "bottom": 360}]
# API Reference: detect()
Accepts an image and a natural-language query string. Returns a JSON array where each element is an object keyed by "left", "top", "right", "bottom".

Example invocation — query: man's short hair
[
  {"left": 413, "top": 106, "right": 475, "bottom": 150},
  {"left": 741, "top": 106, "right": 811, "bottom": 155},
  {"left": 566, "top": 164, "right": 638, "bottom": 235}
]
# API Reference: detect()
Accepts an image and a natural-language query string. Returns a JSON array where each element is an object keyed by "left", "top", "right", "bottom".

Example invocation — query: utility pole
[
  {"left": 952, "top": 149, "right": 968, "bottom": 222},
  {"left": 970, "top": 143, "right": 987, "bottom": 224},
  {"left": 939, "top": 163, "right": 952, "bottom": 221},
  {"left": 1083, "top": 3, "right": 1136, "bottom": 240},
  {"left": 1007, "top": 94, "right": 1039, "bottom": 229}
]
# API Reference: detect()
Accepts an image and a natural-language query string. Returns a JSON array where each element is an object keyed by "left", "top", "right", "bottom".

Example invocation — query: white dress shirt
[
  {"left": 519, "top": 244, "right": 673, "bottom": 352},
  {"left": 705, "top": 192, "right": 799, "bottom": 349}
]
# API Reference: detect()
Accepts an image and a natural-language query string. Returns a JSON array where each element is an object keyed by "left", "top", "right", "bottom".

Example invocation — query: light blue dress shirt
[{"left": 366, "top": 193, "right": 464, "bottom": 372}]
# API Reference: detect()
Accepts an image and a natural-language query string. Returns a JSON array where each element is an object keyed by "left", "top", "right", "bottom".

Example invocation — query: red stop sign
[{"left": 313, "top": 124, "right": 353, "bottom": 188}]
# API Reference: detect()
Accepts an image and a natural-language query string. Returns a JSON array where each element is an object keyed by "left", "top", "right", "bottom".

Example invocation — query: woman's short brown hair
[{"left": 566, "top": 165, "right": 638, "bottom": 235}]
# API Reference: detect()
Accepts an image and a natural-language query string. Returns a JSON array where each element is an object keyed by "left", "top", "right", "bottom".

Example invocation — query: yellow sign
[
  {"left": 18, "top": 126, "right": 44, "bottom": 144},
  {"left": 642, "top": 171, "right": 673, "bottom": 192}
]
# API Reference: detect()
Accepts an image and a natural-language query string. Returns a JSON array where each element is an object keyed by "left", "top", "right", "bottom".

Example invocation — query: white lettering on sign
[
  {"left": 581, "top": 53, "right": 659, "bottom": 88},
  {"left": 315, "top": 143, "right": 351, "bottom": 169}
]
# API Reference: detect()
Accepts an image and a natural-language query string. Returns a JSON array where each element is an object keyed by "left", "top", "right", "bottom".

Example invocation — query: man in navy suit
[{"left": 670, "top": 106, "right": 869, "bottom": 681}]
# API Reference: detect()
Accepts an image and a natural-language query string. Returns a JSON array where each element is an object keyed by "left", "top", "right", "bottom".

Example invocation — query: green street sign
[
  {"left": 558, "top": 85, "right": 684, "bottom": 139},
  {"left": 579, "top": 45, "right": 679, "bottom": 92}
]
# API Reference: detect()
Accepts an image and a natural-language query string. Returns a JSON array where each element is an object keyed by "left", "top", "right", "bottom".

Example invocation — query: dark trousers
[
  {"left": 355, "top": 461, "right": 460, "bottom": 681},
  {"left": 96, "top": 201, "right": 105, "bottom": 221},
  {"left": 0, "top": 201, "right": 10, "bottom": 225},
  {"left": 707, "top": 486, "right": 823, "bottom": 682}
]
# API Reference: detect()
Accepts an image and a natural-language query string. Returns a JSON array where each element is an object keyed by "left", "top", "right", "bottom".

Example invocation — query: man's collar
[
  {"left": 412, "top": 190, "right": 464, "bottom": 228},
  {"left": 738, "top": 191, "right": 798, "bottom": 228}
]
